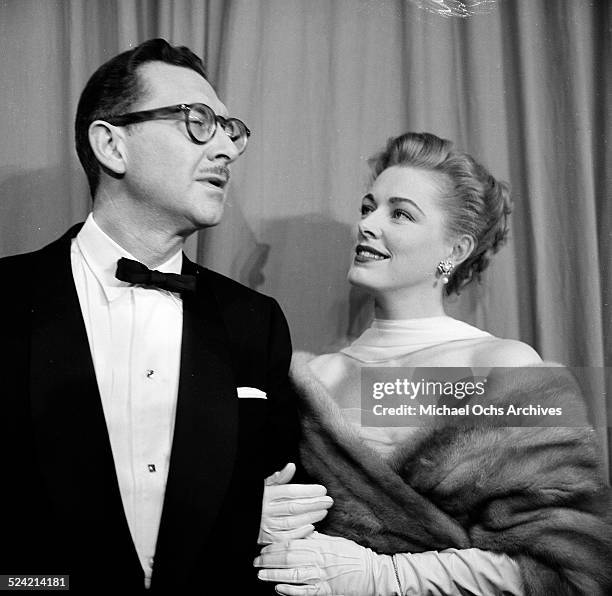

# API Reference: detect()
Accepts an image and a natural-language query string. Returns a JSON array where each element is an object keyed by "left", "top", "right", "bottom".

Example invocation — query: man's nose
[{"left": 206, "top": 125, "right": 241, "bottom": 163}]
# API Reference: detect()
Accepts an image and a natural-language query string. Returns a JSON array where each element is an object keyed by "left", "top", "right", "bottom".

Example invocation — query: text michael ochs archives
[{"left": 360, "top": 367, "right": 600, "bottom": 428}]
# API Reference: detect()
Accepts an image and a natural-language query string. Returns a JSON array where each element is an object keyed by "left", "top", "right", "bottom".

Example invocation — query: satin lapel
[
  {"left": 154, "top": 257, "right": 238, "bottom": 581},
  {"left": 28, "top": 226, "right": 139, "bottom": 568}
]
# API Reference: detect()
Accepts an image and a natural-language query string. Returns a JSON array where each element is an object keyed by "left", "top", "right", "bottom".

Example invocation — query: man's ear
[
  {"left": 88, "top": 120, "right": 127, "bottom": 177},
  {"left": 449, "top": 233, "right": 476, "bottom": 266}
]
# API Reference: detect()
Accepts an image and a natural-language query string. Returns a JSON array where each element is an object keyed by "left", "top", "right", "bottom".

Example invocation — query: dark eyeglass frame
[{"left": 105, "top": 103, "right": 250, "bottom": 153}]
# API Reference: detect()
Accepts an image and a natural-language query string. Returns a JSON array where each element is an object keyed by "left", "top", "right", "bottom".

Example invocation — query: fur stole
[{"left": 291, "top": 354, "right": 612, "bottom": 596}]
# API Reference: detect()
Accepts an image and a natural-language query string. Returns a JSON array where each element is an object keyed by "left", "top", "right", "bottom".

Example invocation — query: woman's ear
[
  {"left": 88, "top": 120, "right": 127, "bottom": 177},
  {"left": 450, "top": 234, "right": 475, "bottom": 266}
]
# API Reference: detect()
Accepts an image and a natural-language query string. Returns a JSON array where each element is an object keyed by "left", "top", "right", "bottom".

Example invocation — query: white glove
[
  {"left": 259, "top": 464, "right": 334, "bottom": 545},
  {"left": 254, "top": 531, "right": 393, "bottom": 595},
  {"left": 254, "top": 532, "right": 525, "bottom": 596}
]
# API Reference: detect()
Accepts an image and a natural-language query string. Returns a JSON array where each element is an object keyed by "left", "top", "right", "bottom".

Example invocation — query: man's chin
[{"left": 193, "top": 203, "right": 225, "bottom": 229}]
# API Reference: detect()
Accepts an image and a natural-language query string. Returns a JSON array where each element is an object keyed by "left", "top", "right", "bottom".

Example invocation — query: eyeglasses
[{"left": 105, "top": 103, "right": 250, "bottom": 154}]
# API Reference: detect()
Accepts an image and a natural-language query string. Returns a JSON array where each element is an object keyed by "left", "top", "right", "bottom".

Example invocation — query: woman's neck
[{"left": 373, "top": 285, "right": 446, "bottom": 320}]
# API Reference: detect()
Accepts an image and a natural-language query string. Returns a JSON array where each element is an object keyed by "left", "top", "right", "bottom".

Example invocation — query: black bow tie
[{"left": 115, "top": 257, "right": 197, "bottom": 294}]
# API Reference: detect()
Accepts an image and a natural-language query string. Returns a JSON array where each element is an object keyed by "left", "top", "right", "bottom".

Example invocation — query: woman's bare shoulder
[
  {"left": 291, "top": 350, "right": 355, "bottom": 391},
  {"left": 306, "top": 352, "right": 346, "bottom": 376},
  {"left": 468, "top": 337, "right": 542, "bottom": 367}
]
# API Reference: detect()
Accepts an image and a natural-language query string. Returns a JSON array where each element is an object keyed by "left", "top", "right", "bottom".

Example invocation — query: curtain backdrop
[{"left": 1, "top": 0, "right": 609, "bottom": 471}]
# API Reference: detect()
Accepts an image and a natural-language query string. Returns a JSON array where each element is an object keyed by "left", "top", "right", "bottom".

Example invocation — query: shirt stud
[{"left": 148, "top": 464, "right": 156, "bottom": 472}]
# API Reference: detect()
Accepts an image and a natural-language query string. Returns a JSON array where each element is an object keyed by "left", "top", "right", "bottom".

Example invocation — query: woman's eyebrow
[{"left": 389, "top": 196, "right": 425, "bottom": 216}]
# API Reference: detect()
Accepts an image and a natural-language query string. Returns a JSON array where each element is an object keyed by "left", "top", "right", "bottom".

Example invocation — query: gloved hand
[
  {"left": 254, "top": 531, "right": 395, "bottom": 595},
  {"left": 259, "top": 464, "right": 334, "bottom": 545},
  {"left": 254, "top": 531, "right": 525, "bottom": 596}
]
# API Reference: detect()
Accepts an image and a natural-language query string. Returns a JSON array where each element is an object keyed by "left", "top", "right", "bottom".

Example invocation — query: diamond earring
[{"left": 436, "top": 259, "right": 454, "bottom": 285}]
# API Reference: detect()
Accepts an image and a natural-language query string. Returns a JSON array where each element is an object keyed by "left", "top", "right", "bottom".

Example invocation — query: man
[{"left": 0, "top": 38, "right": 322, "bottom": 593}]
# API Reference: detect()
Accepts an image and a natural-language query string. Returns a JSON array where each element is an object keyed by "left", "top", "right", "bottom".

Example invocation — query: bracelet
[{"left": 391, "top": 554, "right": 404, "bottom": 595}]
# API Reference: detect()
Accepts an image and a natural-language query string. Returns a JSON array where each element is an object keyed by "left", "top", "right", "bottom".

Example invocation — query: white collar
[
  {"left": 341, "top": 316, "right": 492, "bottom": 362},
  {"left": 75, "top": 213, "right": 183, "bottom": 302}
]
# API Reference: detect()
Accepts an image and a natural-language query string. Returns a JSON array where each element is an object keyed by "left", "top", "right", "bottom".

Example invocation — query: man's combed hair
[
  {"left": 369, "top": 132, "right": 512, "bottom": 296},
  {"left": 75, "top": 38, "right": 207, "bottom": 199}
]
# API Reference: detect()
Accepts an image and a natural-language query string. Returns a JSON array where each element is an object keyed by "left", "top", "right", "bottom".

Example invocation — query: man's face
[{"left": 119, "top": 61, "right": 241, "bottom": 235}]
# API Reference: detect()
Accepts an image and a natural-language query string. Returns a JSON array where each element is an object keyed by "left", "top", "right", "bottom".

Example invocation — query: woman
[{"left": 255, "top": 133, "right": 612, "bottom": 595}]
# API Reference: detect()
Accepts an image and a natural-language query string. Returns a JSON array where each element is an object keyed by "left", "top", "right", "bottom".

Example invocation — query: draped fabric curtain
[
  {"left": 0, "top": 0, "right": 230, "bottom": 259},
  {"left": 1, "top": 0, "right": 610, "bottom": 471}
]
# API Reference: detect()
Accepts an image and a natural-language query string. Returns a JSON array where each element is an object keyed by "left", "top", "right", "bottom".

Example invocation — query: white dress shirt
[{"left": 71, "top": 213, "right": 183, "bottom": 588}]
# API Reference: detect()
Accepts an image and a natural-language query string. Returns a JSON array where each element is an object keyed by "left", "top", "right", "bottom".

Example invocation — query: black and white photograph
[{"left": 0, "top": 0, "right": 610, "bottom": 594}]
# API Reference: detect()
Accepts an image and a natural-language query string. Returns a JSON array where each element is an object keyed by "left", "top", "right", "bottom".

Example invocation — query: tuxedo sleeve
[{"left": 262, "top": 297, "right": 300, "bottom": 477}]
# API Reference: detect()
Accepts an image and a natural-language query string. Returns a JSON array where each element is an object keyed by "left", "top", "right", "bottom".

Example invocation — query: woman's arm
[{"left": 255, "top": 533, "right": 524, "bottom": 596}]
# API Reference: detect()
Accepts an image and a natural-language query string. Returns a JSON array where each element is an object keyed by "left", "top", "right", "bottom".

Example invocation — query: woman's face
[{"left": 348, "top": 165, "right": 452, "bottom": 295}]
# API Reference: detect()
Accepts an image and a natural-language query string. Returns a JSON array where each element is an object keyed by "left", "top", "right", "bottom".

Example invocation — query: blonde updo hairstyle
[{"left": 368, "top": 132, "right": 512, "bottom": 295}]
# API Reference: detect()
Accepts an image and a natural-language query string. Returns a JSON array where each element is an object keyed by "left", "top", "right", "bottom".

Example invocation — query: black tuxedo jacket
[{"left": 0, "top": 224, "right": 299, "bottom": 594}]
